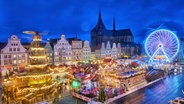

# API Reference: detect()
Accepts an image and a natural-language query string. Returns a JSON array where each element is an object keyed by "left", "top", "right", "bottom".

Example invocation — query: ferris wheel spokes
[
  {"left": 145, "top": 29, "right": 180, "bottom": 63},
  {"left": 150, "top": 46, "right": 170, "bottom": 62}
]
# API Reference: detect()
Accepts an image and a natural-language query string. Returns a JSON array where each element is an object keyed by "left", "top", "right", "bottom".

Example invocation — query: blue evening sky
[{"left": 0, "top": 0, "right": 184, "bottom": 43}]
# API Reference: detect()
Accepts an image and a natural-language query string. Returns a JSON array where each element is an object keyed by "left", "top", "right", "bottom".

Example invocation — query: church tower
[{"left": 91, "top": 10, "right": 106, "bottom": 49}]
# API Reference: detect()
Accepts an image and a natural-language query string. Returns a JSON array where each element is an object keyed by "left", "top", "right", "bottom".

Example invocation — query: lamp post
[
  {"left": 71, "top": 80, "right": 80, "bottom": 92},
  {"left": 71, "top": 80, "right": 80, "bottom": 104}
]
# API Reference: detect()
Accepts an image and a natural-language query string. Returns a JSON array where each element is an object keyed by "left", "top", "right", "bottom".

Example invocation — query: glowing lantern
[{"left": 72, "top": 80, "right": 80, "bottom": 89}]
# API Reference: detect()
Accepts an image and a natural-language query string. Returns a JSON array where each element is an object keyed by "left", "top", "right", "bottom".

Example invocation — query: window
[
  {"left": 13, "top": 60, "right": 16, "bottom": 64},
  {"left": 55, "top": 52, "right": 57, "bottom": 55},
  {"left": 19, "top": 60, "right": 21, "bottom": 63},
  {"left": 17, "top": 48, "right": 20, "bottom": 51},
  {"left": 4, "top": 60, "right": 7, "bottom": 65},
  {"left": 13, "top": 54, "right": 16, "bottom": 58},
  {"left": 4, "top": 55, "right": 7, "bottom": 58},
  {"left": 8, "top": 55, "right": 11, "bottom": 58},
  {"left": 13, "top": 48, "right": 16, "bottom": 51},
  {"left": 9, "top": 48, "right": 12, "bottom": 51}
]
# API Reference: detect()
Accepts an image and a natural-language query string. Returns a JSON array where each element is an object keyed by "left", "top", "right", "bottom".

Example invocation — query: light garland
[
  {"left": 29, "top": 56, "right": 46, "bottom": 58},
  {"left": 16, "top": 73, "right": 51, "bottom": 78},
  {"left": 16, "top": 82, "right": 57, "bottom": 95},
  {"left": 30, "top": 47, "right": 44, "bottom": 50},
  {"left": 33, "top": 38, "right": 41, "bottom": 41},
  {"left": 28, "top": 64, "right": 47, "bottom": 67}
]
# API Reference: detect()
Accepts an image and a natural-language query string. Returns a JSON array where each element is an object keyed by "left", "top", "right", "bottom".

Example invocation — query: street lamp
[
  {"left": 71, "top": 80, "right": 80, "bottom": 90},
  {"left": 71, "top": 80, "right": 80, "bottom": 104}
]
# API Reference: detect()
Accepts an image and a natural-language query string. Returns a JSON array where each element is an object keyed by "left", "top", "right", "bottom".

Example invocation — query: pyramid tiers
[
  {"left": 28, "top": 33, "right": 48, "bottom": 73},
  {"left": 3, "top": 32, "right": 58, "bottom": 104}
]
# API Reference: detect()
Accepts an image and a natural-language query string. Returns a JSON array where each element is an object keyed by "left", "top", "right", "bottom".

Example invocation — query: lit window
[
  {"left": 19, "top": 60, "right": 21, "bottom": 63},
  {"left": 13, "top": 60, "right": 16, "bottom": 64},
  {"left": 13, "top": 55, "right": 16, "bottom": 58}
]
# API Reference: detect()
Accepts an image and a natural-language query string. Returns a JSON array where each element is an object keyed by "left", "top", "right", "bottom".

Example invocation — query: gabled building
[
  {"left": 111, "top": 43, "right": 117, "bottom": 59},
  {"left": 44, "top": 42, "right": 54, "bottom": 65},
  {"left": 72, "top": 40, "right": 83, "bottom": 61},
  {"left": 117, "top": 43, "right": 122, "bottom": 59},
  {"left": 0, "top": 35, "right": 28, "bottom": 72},
  {"left": 100, "top": 42, "right": 106, "bottom": 58},
  {"left": 82, "top": 41, "right": 91, "bottom": 62},
  {"left": 95, "top": 42, "right": 121, "bottom": 60},
  {"left": 105, "top": 41, "right": 112, "bottom": 57},
  {"left": 54, "top": 35, "right": 72, "bottom": 65}
]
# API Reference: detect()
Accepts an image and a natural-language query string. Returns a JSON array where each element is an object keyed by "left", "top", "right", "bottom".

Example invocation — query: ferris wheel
[{"left": 145, "top": 29, "right": 180, "bottom": 62}]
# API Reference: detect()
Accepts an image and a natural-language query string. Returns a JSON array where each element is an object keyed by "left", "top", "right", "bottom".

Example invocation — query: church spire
[
  {"left": 99, "top": 9, "right": 102, "bottom": 19},
  {"left": 113, "top": 17, "right": 116, "bottom": 30},
  {"left": 92, "top": 10, "right": 106, "bottom": 31}
]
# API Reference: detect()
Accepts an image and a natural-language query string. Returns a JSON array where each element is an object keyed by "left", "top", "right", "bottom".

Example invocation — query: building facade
[
  {"left": 105, "top": 41, "right": 112, "bottom": 57},
  {"left": 72, "top": 40, "right": 83, "bottom": 61},
  {"left": 0, "top": 35, "right": 28, "bottom": 72},
  {"left": 44, "top": 42, "right": 54, "bottom": 65},
  {"left": 100, "top": 42, "right": 106, "bottom": 58},
  {"left": 117, "top": 43, "right": 122, "bottom": 58},
  {"left": 111, "top": 43, "right": 117, "bottom": 59},
  {"left": 54, "top": 35, "right": 72, "bottom": 65},
  {"left": 121, "top": 43, "right": 141, "bottom": 57},
  {"left": 82, "top": 41, "right": 91, "bottom": 62},
  {"left": 91, "top": 11, "right": 141, "bottom": 56},
  {"left": 95, "top": 42, "right": 121, "bottom": 59}
]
